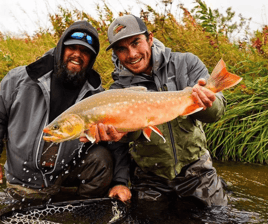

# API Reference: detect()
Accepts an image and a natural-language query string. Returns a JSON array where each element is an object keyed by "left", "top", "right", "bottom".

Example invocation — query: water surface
[{"left": 1, "top": 150, "right": 267, "bottom": 223}]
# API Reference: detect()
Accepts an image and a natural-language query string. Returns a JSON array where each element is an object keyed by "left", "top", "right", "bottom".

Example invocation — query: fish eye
[{"left": 52, "top": 124, "right": 59, "bottom": 130}]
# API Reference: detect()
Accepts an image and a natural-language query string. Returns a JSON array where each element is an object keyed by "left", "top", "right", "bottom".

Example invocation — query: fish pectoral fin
[
  {"left": 143, "top": 126, "right": 166, "bottom": 143},
  {"left": 85, "top": 133, "right": 96, "bottom": 143},
  {"left": 85, "top": 125, "right": 97, "bottom": 143}
]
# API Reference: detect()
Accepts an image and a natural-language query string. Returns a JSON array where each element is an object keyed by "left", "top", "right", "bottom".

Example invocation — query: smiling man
[
  {"left": 107, "top": 15, "right": 228, "bottom": 207},
  {"left": 0, "top": 21, "right": 125, "bottom": 213}
]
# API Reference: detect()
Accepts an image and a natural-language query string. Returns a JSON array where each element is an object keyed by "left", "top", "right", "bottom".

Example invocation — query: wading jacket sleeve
[{"left": 109, "top": 38, "right": 227, "bottom": 181}]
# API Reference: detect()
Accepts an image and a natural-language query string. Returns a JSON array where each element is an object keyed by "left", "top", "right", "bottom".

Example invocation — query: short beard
[{"left": 56, "top": 62, "right": 88, "bottom": 89}]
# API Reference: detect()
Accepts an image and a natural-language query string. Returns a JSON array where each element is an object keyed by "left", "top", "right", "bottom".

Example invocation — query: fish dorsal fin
[{"left": 124, "top": 86, "right": 148, "bottom": 92}]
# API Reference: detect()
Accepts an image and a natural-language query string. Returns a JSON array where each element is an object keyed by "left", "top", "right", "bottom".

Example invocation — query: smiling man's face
[
  {"left": 56, "top": 44, "right": 92, "bottom": 88},
  {"left": 63, "top": 44, "right": 91, "bottom": 74},
  {"left": 113, "top": 33, "right": 153, "bottom": 75}
]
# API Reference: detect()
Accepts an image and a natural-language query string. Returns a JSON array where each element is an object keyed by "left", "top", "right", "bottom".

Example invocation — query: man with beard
[{"left": 0, "top": 21, "right": 125, "bottom": 210}]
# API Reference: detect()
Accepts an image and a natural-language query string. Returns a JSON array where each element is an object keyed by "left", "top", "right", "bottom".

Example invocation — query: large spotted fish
[{"left": 43, "top": 59, "right": 242, "bottom": 143}]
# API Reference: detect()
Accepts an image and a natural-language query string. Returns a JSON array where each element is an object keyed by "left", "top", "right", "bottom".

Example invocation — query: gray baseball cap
[{"left": 106, "top": 15, "right": 148, "bottom": 51}]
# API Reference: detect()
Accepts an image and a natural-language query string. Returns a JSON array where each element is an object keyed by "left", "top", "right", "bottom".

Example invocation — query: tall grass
[
  {"left": 0, "top": 2, "right": 267, "bottom": 163},
  {"left": 0, "top": 33, "right": 57, "bottom": 80},
  {"left": 206, "top": 76, "right": 268, "bottom": 163}
]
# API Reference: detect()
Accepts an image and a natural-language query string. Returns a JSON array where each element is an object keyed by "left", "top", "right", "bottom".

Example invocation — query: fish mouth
[
  {"left": 43, "top": 129, "right": 74, "bottom": 143},
  {"left": 43, "top": 135, "right": 63, "bottom": 143}
]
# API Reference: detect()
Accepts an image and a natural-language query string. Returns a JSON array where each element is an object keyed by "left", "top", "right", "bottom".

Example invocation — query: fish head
[{"left": 43, "top": 114, "right": 85, "bottom": 143}]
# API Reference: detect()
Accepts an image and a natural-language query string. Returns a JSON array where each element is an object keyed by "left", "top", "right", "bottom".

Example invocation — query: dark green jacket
[{"left": 110, "top": 38, "right": 226, "bottom": 180}]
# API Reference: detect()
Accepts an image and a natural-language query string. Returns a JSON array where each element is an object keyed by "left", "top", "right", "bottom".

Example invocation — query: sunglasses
[{"left": 70, "top": 32, "right": 93, "bottom": 45}]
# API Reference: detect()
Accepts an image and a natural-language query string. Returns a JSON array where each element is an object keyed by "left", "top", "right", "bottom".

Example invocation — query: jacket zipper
[
  {"left": 157, "top": 80, "right": 178, "bottom": 176},
  {"left": 167, "top": 121, "right": 178, "bottom": 176},
  {"left": 35, "top": 116, "right": 50, "bottom": 187}
]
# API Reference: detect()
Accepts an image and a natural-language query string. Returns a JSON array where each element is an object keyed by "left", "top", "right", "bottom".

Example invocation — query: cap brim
[
  {"left": 106, "top": 31, "right": 146, "bottom": 51},
  {"left": 64, "top": 39, "right": 96, "bottom": 54}
]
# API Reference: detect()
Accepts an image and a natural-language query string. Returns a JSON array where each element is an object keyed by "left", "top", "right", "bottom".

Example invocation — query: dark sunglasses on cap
[{"left": 71, "top": 32, "right": 93, "bottom": 45}]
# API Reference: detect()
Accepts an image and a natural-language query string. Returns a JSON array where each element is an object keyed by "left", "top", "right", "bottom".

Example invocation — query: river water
[{"left": 0, "top": 148, "right": 267, "bottom": 223}]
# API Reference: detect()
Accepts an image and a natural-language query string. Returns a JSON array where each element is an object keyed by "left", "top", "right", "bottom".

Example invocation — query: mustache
[{"left": 55, "top": 61, "right": 87, "bottom": 89}]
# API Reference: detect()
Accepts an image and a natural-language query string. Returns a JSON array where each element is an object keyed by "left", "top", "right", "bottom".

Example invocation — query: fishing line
[{"left": 42, "top": 142, "right": 55, "bottom": 156}]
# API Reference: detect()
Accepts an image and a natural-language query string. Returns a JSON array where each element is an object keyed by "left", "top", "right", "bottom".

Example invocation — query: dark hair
[{"left": 144, "top": 31, "right": 150, "bottom": 41}]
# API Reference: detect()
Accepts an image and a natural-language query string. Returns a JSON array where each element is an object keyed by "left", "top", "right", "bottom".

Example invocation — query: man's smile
[
  {"left": 71, "top": 60, "right": 81, "bottom": 65},
  {"left": 130, "top": 58, "right": 142, "bottom": 64}
]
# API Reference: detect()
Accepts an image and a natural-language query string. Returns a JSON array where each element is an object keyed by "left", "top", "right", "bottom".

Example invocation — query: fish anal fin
[
  {"left": 143, "top": 126, "right": 166, "bottom": 143},
  {"left": 143, "top": 127, "right": 152, "bottom": 141}
]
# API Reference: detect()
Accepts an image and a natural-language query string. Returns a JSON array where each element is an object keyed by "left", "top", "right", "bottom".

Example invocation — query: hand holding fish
[
  {"left": 79, "top": 123, "right": 127, "bottom": 143},
  {"left": 109, "top": 185, "right": 132, "bottom": 203},
  {"left": 43, "top": 59, "right": 242, "bottom": 144},
  {"left": 192, "top": 78, "right": 216, "bottom": 110}
]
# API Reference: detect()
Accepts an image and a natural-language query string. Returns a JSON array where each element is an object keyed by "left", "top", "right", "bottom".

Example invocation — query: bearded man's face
[{"left": 57, "top": 45, "right": 92, "bottom": 88}]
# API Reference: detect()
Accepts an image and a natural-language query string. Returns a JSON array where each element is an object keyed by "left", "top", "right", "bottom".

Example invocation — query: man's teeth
[
  {"left": 71, "top": 60, "right": 80, "bottom": 65},
  {"left": 130, "top": 58, "right": 141, "bottom": 64}
]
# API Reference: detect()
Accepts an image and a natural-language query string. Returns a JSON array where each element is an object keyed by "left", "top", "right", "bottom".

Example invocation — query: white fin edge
[
  {"left": 85, "top": 133, "right": 96, "bottom": 143},
  {"left": 184, "top": 107, "right": 203, "bottom": 116},
  {"left": 149, "top": 126, "right": 166, "bottom": 143}
]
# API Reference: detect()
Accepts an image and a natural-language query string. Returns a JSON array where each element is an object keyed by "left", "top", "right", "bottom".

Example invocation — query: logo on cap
[{"left": 113, "top": 24, "right": 126, "bottom": 36}]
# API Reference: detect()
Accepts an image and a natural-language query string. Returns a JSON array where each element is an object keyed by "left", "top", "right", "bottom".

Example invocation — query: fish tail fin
[
  {"left": 143, "top": 126, "right": 166, "bottom": 143},
  {"left": 206, "top": 59, "right": 242, "bottom": 93}
]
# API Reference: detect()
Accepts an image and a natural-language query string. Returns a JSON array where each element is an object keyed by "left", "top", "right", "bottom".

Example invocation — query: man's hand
[
  {"left": 0, "top": 165, "right": 3, "bottom": 184},
  {"left": 192, "top": 78, "right": 216, "bottom": 110},
  {"left": 79, "top": 123, "right": 127, "bottom": 143},
  {"left": 109, "top": 185, "right": 132, "bottom": 203}
]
